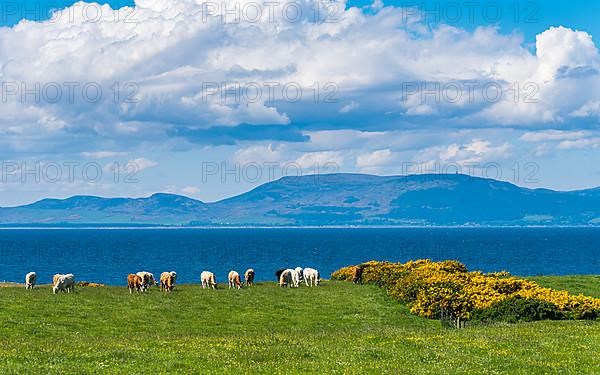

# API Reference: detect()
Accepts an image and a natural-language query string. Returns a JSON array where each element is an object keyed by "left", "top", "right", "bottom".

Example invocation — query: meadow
[{"left": 0, "top": 277, "right": 598, "bottom": 374}]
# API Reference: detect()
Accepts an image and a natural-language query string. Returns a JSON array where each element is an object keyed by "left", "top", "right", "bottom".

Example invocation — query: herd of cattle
[{"left": 22, "top": 266, "right": 325, "bottom": 293}]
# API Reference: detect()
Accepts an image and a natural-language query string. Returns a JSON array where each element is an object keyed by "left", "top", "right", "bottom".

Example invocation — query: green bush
[{"left": 471, "top": 297, "right": 564, "bottom": 323}]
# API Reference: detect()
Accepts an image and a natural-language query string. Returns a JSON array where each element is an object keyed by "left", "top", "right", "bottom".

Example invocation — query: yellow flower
[{"left": 332, "top": 260, "right": 600, "bottom": 320}]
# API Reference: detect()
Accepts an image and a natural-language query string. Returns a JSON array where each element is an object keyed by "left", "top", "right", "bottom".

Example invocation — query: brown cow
[
  {"left": 351, "top": 265, "right": 363, "bottom": 284},
  {"left": 228, "top": 271, "right": 242, "bottom": 289},
  {"left": 244, "top": 268, "right": 255, "bottom": 286},
  {"left": 160, "top": 272, "right": 175, "bottom": 292},
  {"left": 127, "top": 274, "right": 142, "bottom": 294}
]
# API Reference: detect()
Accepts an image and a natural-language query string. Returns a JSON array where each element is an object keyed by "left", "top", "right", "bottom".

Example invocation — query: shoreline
[{"left": 0, "top": 225, "right": 599, "bottom": 230}]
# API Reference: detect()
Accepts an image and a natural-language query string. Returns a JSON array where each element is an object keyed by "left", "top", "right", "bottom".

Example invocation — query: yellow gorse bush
[{"left": 331, "top": 260, "right": 600, "bottom": 320}]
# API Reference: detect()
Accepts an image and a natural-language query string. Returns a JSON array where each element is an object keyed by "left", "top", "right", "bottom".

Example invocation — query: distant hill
[{"left": 1, "top": 174, "right": 598, "bottom": 226}]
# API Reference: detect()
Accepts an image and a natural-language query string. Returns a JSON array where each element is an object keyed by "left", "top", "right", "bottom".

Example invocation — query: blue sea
[{"left": 0, "top": 228, "right": 598, "bottom": 285}]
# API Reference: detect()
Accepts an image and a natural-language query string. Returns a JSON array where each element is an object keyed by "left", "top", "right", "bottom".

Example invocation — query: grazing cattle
[
  {"left": 52, "top": 274, "right": 61, "bottom": 287},
  {"left": 136, "top": 271, "right": 157, "bottom": 291},
  {"left": 201, "top": 271, "right": 217, "bottom": 289},
  {"left": 291, "top": 268, "right": 301, "bottom": 287},
  {"left": 303, "top": 268, "right": 320, "bottom": 287},
  {"left": 228, "top": 271, "right": 242, "bottom": 289},
  {"left": 294, "top": 267, "right": 304, "bottom": 283},
  {"left": 275, "top": 268, "right": 285, "bottom": 281},
  {"left": 25, "top": 272, "right": 37, "bottom": 289},
  {"left": 160, "top": 272, "right": 175, "bottom": 292},
  {"left": 127, "top": 274, "right": 143, "bottom": 294},
  {"left": 351, "top": 265, "right": 363, "bottom": 284},
  {"left": 244, "top": 268, "right": 255, "bottom": 286},
  {"left": 279, "top": 269, "right": 294, "bottom": 288},
  {"left": 53, "top": 274, "right": 75, "bottom": 294}
]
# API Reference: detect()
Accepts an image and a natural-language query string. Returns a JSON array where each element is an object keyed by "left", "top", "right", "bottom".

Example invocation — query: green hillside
[{"left": 0, "top": 278, "right": 598, "bottom": 373}]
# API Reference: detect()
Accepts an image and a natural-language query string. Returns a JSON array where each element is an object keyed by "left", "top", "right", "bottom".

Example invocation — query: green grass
[
  {"left": 526, "top": 275, "right": 600, "bottom": 298},
  {"left": 0, "top": 279, "right": 599, "bottom": 374}
]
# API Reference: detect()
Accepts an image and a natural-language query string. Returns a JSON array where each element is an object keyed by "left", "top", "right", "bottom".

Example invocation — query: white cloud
[
  {"left": 81, "top": 151, "right": 128, "bottom": 159},
  {"left": 535, "top": 26, "right": 599, "bottom": 82},
  {"left": 520, "top": 130, "right": 587, "bottom": 142},
  {"left": 233, "top": 144, "right": 285, "bottom": 164},
  {"left": 557, "top": 138, "right": 600, "bottom": 150},
  {"left": 570, "top": 101, "right": 600, "bottom": 118},
  {"left": 295, "top": 151, "right": 344, "bottom": 169},
  {"left": 181, "top": 186, "right": 201, "bottom": 195},
  {"left": 416, "top": 139, "right": 511, "bottom": 165},
  {"left": 356, "top": 149, "right": 395, "bottom": 168},
  {"left": 0, "top": 2, "right": 599, "bottom": 156},
  {"left": 339, "top": 101, "right": 360, "bottom": 113},
  {"left": 128, "top": 157, "right": 158, "bottom": 171},
  {"left": 519, "top": 130, "right": 600, "bottom": 152}
]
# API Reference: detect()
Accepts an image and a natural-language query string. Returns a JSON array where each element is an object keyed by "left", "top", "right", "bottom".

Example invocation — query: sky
[{"left": 0, "top": 0, "right": 599, "bottom": 206}]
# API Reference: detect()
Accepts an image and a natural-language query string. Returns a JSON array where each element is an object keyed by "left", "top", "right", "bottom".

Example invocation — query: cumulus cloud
[{"left": 1, "top": 1, "right": 599, "bottom": 157}]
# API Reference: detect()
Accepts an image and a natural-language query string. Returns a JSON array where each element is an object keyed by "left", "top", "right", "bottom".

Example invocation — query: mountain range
[{"left": 1, "top": 174, "right": 599, "bottom": 226}]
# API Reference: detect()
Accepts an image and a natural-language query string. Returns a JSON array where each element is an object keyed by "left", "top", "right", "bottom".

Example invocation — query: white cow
[
  {"left": 201, "top": 271, "right": 217, "bottom": 289},
  {"left": 228, "top": 270, "right": 242, "bottom": 289},
  {"left": 291, "top": 268, "right": 301, "bottom": 287},
  {"left": 25, "top": 272, "right": 37, "bottom": 289},
  {"left": 280, "top": 268, "right": 300, "bottom": 288},
  {"left": 53, "top": 274, "right": 75, "bottom": 294},
  {"left": 279, "top": 269, "right": 293, "bottom": 287},
  {"left": 303, "top": 268, "right": 320, "bottom": 287},
  {"left": 136, "top": 271, "right": 157, "bottom": 291},
  {"left": 170, "top": 271, "right": 177, "bottom": 283},
  {"left": 294, "top": 267, "right": 304, "bottom": 284}
]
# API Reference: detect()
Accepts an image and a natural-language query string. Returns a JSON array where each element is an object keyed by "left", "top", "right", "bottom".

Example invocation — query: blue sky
[
  {"left": 0, "top": 0, "right": 599, "bottom": 206},
  {"left": 4, "top": 0, "right": 599, "bottom": 40}
]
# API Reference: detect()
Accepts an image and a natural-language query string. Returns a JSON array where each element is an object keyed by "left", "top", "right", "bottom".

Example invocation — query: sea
[{"left": 0, "top": 227, "right": 598, "bottom": 285}]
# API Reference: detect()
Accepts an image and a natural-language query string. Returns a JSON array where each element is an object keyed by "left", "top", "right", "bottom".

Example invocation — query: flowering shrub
[
  {"left": 331, "top": 260, "right": 600, "bottom": 321},
  {"left": 471, "top": 297, "right": 565, "bottom": 323}
]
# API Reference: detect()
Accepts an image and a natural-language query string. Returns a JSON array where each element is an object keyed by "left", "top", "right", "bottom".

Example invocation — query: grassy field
[
  {"left": 527, "top": 275, "right": 600, "bottom": 299},
  {"left": 0, "top": 277, "right": 599, "bottom": 374}
]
